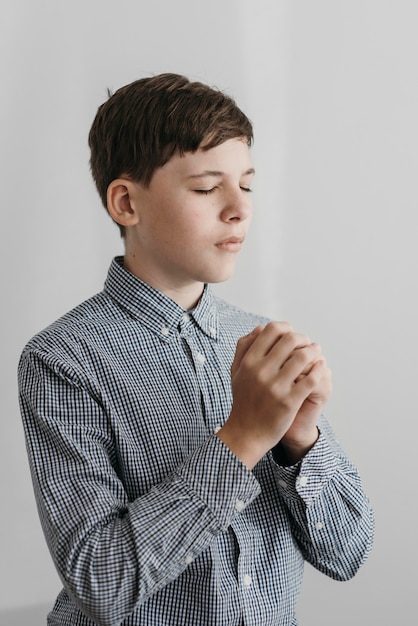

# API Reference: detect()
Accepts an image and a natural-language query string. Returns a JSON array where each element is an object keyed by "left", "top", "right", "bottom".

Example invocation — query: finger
[
  {"left": 293, "top": 349, "right": 325, "bottom": 377},
  {"left": 278, "top": 343, "right": 323, "bottom": 385},
  {"left": 265, "top": 333, "right": 317, "bottom": 370},
  {"left": 295, "top": 355, "right": 327, "bottom": 383},
  {"left": 243, "top": 321, "right": 294, "bottom": 360},
  {"left": 305, "top": 362, "right": 333, "bottom": 401},
  {"left": 295, "top": 360, "right": 332, "bottom": 399},
  {"left": 232, "top": 325, "right": 264, "bottom": 374}
]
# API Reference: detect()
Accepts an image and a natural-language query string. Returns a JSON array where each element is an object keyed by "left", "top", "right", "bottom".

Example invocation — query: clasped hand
[{"left": 217, "top": 322, "right": 332, "bottom": 469}]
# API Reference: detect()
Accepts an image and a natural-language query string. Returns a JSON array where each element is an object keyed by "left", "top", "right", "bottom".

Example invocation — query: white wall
[
  {"left": 1, "top": 1, "right": 416, "bottom": 623},
  {"left": 280, "top": 4, "right": 417, "bottom": 623}
]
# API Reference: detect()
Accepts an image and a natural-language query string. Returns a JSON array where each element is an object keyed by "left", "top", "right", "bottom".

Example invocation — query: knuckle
[
  {"left": 266, "top": 320, "right": 293, "bottom": 335},
  {"left": 281, "top": 332, "right": 300, "bottom": 349},
  {"left": 282, "top": 332, "right": 311, "bottom": 352},
  {"left": 292, "top": 346, "right": 312, "bottom": 367}
]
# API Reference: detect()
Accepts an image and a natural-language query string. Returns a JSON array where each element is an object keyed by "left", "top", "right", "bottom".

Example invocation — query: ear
[{"left": 107, "top": 179, "right": 141, "bottom": 228}]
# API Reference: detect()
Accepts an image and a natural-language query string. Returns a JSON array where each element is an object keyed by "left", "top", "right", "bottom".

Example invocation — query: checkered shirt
[{"left": 18, "top": 257, "right": 374, "bottom": 626}]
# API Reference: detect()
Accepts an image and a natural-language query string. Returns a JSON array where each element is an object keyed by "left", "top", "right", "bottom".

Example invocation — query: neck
[{"left": 123, "top": 253, "right": 205, "bottom": 310}]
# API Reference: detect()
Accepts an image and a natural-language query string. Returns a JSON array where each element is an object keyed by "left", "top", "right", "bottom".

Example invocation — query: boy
[{"left": 18, "top": 73, "right": 374, "bottom": 626}]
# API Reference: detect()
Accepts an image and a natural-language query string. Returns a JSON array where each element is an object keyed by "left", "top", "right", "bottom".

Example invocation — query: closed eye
[
  {"left": 194, "top": 186, "right": 252, "bottom": 195},
  {"left": 194, "top": 188, "right": 217, "bottom": 195}
]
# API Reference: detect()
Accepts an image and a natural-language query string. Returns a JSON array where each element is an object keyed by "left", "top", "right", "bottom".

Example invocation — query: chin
[
  {"left": 205, "top": 269, "right": 236, "bottom": 285},
  {"left": 196, "top": 258, "right": 237, "bottom": 285}
]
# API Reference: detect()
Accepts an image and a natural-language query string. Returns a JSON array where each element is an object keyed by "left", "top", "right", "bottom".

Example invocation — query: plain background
[{"left": 1, "top": 1, "right": 417, "bottom": 624}]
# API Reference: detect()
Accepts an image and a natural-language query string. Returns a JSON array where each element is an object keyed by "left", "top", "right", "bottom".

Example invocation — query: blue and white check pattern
[{"left": 19, "top": 257, "right": 374, "bottom": 626}]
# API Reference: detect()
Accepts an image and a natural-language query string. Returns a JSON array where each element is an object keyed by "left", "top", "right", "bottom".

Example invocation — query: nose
[{"left": 220, "top": 187, "right": 252, "bottom": 222}]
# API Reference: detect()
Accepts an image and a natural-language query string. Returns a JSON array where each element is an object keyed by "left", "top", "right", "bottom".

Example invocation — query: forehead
[{"left": 162, "top": 138, "right": 253, "bottom": 178}]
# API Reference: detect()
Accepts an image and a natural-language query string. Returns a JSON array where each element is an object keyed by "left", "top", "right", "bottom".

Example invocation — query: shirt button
[
  {"left": 209, "top": 327, "right": 216, "bottom": 337},
  {"left": 214, "top": 425, "right": 222, "bottom": 434},
  {"left": 196, "top": 352, "right": 206, "bottom": 364},
  {"left": 299, "top": 475, "right": 308, "bottom": 487},
  {"left": 161, "top": 326, "right": 170, "bottom": 336},
  {"left": 243, "top": 574, "right": 252, "bottom": 587},
  {"left": 235, "top": 499, "right": 246, "bottom": 513},
  {"left": 278, "top": 479, "right": 287, "bottom": 489},
  {"left": 182, "top": 313, "right": 191, "bottom": 322},
  {"left": 315, "top": 521, "right": 324, "bottom": 530},
  {"left": 185, "top": 555, "right": 193, "bottom": 565}
]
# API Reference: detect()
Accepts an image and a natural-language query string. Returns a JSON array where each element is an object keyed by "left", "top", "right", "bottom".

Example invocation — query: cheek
[
  {"left": 176, "top": 215, "right": 208, "bottom": 241},
  {"left": 149, "top": 206, "right": 210, "bottom": 248}
]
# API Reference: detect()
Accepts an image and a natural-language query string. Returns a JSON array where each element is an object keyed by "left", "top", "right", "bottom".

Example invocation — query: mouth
[{"left": 215, "top": 236, "right": 245, "bottom": 252}]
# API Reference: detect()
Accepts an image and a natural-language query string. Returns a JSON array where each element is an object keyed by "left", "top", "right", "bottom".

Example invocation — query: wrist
[
  {"left": 215, "top": 420, "right": 268, "bottom": 470},
  {"left": 278, "top": 427, "right": 319, "bottom": 466}
]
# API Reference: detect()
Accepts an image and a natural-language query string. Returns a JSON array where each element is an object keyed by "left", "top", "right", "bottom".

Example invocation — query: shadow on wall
[{"left": 0, "top": 604, "right": 50, "bottom": 626}]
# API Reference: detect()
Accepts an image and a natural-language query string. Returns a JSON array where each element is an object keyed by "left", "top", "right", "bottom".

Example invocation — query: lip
[{"left": 215, "top": 236, "right": 245, "bottom": 252}]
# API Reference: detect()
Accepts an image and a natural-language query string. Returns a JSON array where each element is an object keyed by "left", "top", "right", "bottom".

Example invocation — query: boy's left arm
[
  {"left": 265, "top": 342, "right": 373, "bottom": 581},
  {"left": 229, "top": 324, "right": 374, "bottom": 580},
  {"left": 270, "top": 413, "right": 374, "bottom": 581}
]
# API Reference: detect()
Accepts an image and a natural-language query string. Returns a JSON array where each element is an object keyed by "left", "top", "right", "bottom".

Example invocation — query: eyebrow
[{"left": 187, "top": 168, "right": 255, "bottom": 180}]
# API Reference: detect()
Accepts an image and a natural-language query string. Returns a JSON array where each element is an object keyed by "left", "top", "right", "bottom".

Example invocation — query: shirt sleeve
[
  {"left": 18, "top": 349, "right": 261, "bottom": 626},
  {"left": 268, "top": 415, "right": 374, "bottom": 581}
]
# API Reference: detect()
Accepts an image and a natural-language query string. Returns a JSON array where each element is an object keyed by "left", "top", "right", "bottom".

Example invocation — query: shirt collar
[{"left": 104, "top": 257, "right": 219, "bottom": 342}]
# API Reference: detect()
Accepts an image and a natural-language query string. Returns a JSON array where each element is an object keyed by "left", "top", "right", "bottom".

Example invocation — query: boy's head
[{"left": 88, "top": 73, "right": 253, "bottom": 236}]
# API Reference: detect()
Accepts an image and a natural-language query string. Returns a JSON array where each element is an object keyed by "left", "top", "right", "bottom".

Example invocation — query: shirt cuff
[
  {"left": 269, "top": 430, "right": 339, "bottom": 506},
  {"left": 175, "top": 434, "right": 261, "bottom": 530}
]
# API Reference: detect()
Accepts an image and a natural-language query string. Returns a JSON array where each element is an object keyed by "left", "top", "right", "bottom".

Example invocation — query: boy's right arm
[{"left": 18, "top": 349, "right": 261, "bottom": 626}]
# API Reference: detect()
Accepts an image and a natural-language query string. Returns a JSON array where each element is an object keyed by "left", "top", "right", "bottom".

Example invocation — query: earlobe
[{"left": 107, "top": 179, "right": 140, "bottom": 228}]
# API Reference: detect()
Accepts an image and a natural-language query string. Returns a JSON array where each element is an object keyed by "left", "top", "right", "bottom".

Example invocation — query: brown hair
[{"left": 88, "top": 73, "right": 253, "bottom": 236}]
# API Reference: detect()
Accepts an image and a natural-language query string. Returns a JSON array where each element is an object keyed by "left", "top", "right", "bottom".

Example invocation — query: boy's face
[{"left": 124, "top": 138, "right": 254, "bottom": 304}]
